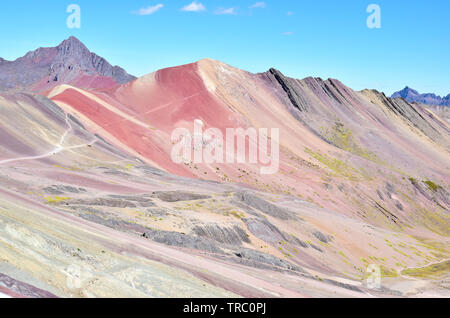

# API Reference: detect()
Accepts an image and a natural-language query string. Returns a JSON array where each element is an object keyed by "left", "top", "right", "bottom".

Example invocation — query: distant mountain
[
  {"left": 391, "top": 86, "right": 450, "bottom": 106},
  {"left": 0, "top": 36, "right": 135, "bottom": 92}
]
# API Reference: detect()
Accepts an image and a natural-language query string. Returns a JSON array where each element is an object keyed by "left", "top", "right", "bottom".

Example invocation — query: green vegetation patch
[
  {"left": 44, "top": 196, "right": 72, "bottom": 204},
  {"left": 424, "top": 180, "right": 443, "bottom": 192},
  {"left": 408, "top": 177, "right": 443, "bottom": 193},
  {"left": 380, "top": 265, "right": 398, "bottom": 278},
  {"left": 401, "top": 260, "right": 450, "bottom": 279},
  {"left": 321, "top": 122, "right": 380, "bottom": 163},
  {"left": 304, "top": 148, "right": 359, "bottom": 180}
]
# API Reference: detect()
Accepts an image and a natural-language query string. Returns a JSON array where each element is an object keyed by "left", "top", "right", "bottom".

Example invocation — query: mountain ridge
[{"left": 392, "top": 86, "right": 450, "bottom": 106}]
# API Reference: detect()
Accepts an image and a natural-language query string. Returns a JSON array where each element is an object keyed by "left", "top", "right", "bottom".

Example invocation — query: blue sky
[{"left": 0, "top": 0, "right": 449, "bottom": 96}]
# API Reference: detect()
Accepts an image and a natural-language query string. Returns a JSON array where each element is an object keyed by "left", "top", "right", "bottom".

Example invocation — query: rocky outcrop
[
  {"left": 244, "top": 218, "right": 284, "bottom": 243},
  {"left": 152, "top": 191, "right": 211, "bottom": 202},
  {"left": 44, "top": 185, "right": 87, "bottom": 195},
  {"left": 68, "top": 198, "right": 138, "bottom": 208},
  {"left": 232, "top": 248, "right": 304, "bottom": 272},
  {"left": 142, "top": 229, "right": 223, "bottom": 254},
  {"left": 192, "top": 225, "right": 250, "bottom": 245},
  {"left": 312, "top": 231, "right": 334, "bottom": 244},
  {"left": 233, "top": 192, "right": 296, "bottom": 220},
  {"left": 266, "top": 68, "right": 310, "bottom": 112}
]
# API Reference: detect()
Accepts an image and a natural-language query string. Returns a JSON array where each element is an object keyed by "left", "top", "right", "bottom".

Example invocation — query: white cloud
[
  {"left": 286, "top": 11, "right": 294, "bottom": 16},
  {"left": 283, "top": 31, "right": 294, "bottom": 36},
  {"left": 249, "top": 2, "right": 266, "bottom": 9},
  {"left": 133, "top": 4, "right": 164, "bottom": 15},
  {"left": 214, "top": 7, "right": 237, "bottom": 15},
  {"left": 181, "top": 1, "right": 206, "bottom": 12}
]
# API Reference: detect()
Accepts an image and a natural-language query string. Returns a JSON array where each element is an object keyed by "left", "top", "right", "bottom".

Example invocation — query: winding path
[{"left": 0, "top": 113, "right": 96, "bottom": 165}]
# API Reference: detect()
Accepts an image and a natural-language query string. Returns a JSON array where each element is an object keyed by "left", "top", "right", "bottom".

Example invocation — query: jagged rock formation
[{"left": 0, "top": 36, "right": 135, "bottom": 92}]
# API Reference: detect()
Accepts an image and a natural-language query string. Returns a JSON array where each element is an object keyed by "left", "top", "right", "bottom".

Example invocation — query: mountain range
[
  {"left": 0, "top": 37, "right": 448, "bottom": 298},
  {"left": 392, "top": 86, "right": 450, "bottom": 106}
]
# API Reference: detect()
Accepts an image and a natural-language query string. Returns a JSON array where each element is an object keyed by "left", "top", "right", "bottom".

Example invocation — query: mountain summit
[
  {"left": 392, "top": 86, "right": 450, "bottom": 106},
  {"left": 0, "top": 36, "right": 135, "bottom": 92}
]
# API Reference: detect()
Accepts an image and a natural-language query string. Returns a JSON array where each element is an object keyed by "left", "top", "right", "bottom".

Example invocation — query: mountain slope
[
  {"left": 0, "top": 41, "right": 449, "bottom": 297},
  {"left": 1, "top": 90, "right": 448, "bottom": 297},
  {"left": 47, "top": 58, "right": 450, "bottom": 236},
  {"left": 0, "top": 37, "right": 135, "bottom": 92}
]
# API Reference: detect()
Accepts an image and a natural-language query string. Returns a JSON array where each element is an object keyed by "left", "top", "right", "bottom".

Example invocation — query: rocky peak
[
  {"left": 392, "top": 86, "right": 419, "bottom": 99},
  {"left": 49, "top": 36, "right": 135, "bottom": 84},
  {"left": 0, "top": 36, "right": 135, "bottom": 92},
  {"left": 392, "top": 87, "right": 449, "bottom": 106},
  {"left": 56, "top": 36, "right": 90, "bottom": 59}
]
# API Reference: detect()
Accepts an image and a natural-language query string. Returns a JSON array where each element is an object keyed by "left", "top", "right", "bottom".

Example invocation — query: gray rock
[
  {"left": 313, "top": 231, "right": 334, "bottom": 244},
  {"left": 142, "top": 229, "right": 222, "bottom": 254},
  {"left": 69, "top": 198, "right": 137, "bottom": 208},
  {"left": 152, "top": 191, "right": 211, "bottom": 202},
  {"left": 192, "top": 225, "right": 250, "bottom": 245},
  {"left": 244, "top": 219, "right": 284, "bottom": 243},
  {"left": 77, "top": 213, "right": 147, "bottom": 234},
  {"left": 44, "top": 185, "right": 86, "bottom": 195},
  {"left": 234, "top": 248, "right": 304, "bottom": 272},
  {"left": 377, "top": 189, "right": 384, "bottom": 201},
  {"left": 322, "top": 278, "right": 362, "bottom": 293},
  {"left": 310, "top": 244, "right": 323, "bottom": 253},
  {"left": 394, "top": 200, "right": 404, "bottom": 211},
  {"left": 233, "top": 192, "right": 295, "bottom": 220},
  {"left": 283, "top": 232, "right": 309, "bottom": 248},
  {"left": 108, "top": 195, "right": 155, "bottom": 207}
]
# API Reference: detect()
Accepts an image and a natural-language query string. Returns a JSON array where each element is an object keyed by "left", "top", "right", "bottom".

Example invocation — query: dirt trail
[
  {"left": 0, "top": 113, "right": 96, "bottom": 165},
  {"left": 398, "top": 258, "right": 450, "bottom": 281}
]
